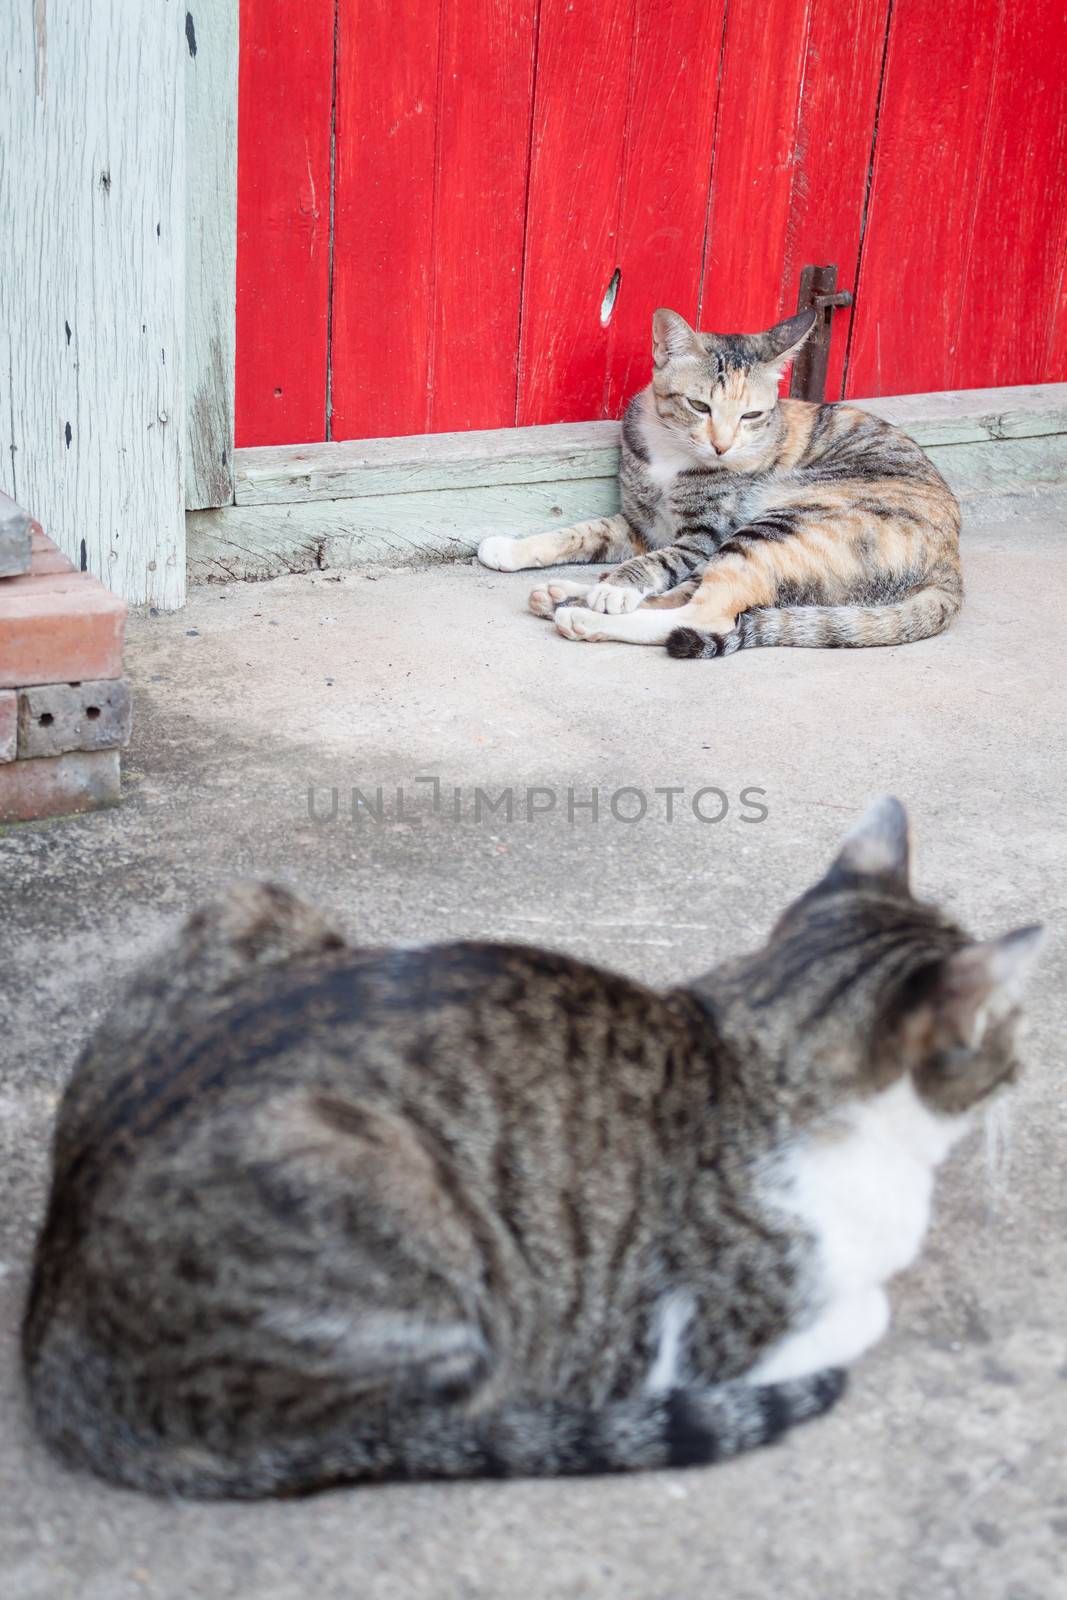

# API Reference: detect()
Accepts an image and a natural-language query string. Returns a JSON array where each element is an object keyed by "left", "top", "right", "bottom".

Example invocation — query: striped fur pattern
[
  {"left": 22, "top": 801, "right": 1041, "bottom": 1499},
  {"left": 481, "top": 308, "right": 962, "bottom": 657}
]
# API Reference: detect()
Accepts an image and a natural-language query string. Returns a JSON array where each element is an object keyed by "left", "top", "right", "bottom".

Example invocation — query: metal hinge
[{"left": 789, "top": 265, "right": 854, "bottom": 404}]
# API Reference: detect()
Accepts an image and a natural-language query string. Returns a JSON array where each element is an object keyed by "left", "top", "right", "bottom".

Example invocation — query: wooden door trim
[{"left": 185, "top": 0, "right": 239, "bottom": 511}]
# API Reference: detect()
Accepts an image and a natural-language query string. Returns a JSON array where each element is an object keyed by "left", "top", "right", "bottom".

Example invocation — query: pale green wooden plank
[
  {"left": 194, "top": 386, "right": 1067, "bottom": 584},
  {"left": 929, "top": 435, "right": 1067, "bottom": 499},
  {"left": 192, "top": 435, "right": 1065, "bottom": 583},
  {"left": 857, "top": 385, "right": 1067, "bottom": 447},
  {"left": 232, "top": 386, "right": 1067, "bottom": 508},
  {"left": 188, "top": 475, "right": 620, "bottom": 582},
  {"left": 233, "top": 422, "right": 621, "bottom": 504}
]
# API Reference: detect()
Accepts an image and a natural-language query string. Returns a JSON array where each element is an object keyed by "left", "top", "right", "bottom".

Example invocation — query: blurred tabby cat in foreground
[
  {"left": 479, "top": 308, "right": 962, "bottom": 658},
  {"left": 24, "top": 799, "right": 1040, "bottom": 1499}
]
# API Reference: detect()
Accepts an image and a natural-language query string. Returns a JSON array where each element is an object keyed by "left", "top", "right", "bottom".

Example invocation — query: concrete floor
[{"left": 1, "top": 491, "right": 1065, "bottom": 1599}]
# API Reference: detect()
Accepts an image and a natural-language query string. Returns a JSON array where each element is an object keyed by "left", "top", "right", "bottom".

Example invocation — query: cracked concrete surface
[{"left": 1, "top": 491, "right": 1065, "bottom": 1599}]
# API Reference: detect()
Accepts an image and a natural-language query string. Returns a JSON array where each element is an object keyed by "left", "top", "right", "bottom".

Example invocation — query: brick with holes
[{"left": 16, "top": 678, "right": 132, "bottom": 760}]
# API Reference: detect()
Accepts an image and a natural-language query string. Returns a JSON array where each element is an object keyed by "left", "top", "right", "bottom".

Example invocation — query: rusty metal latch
[{"left": 789, "top": 264, "right": 854, "bottom": 404}]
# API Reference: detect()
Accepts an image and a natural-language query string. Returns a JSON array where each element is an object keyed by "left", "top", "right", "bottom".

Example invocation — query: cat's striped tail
[
  {"left": 152, "top": 1369, "right": 844, "bottom": 1496},
  {"left": 429, "top": 1368, "right": 847, "bottom": 1480},
  {"left": 31, "top": 1339, "right": 843, "bottom": 1497},
  {"left": 666, "top": 582, "right": 962, "bottom": 659}
]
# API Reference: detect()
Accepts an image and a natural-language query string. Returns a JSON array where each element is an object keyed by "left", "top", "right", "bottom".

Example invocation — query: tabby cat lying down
[
  {"left": 479, "top": 308, "right": 962, "bottom": 658},
  {"left": 23, "top": 800, "right": 1040, "bottom": 1499}
]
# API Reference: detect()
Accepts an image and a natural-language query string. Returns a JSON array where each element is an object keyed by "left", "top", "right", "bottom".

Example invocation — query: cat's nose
[{"left": 712, "top": 439, "right": 731, "bottom": 455}]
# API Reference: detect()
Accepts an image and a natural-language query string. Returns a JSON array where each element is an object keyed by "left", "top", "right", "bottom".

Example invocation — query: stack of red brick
[{"left": 0, "top": 491, "right": 130, "bottom": 822}]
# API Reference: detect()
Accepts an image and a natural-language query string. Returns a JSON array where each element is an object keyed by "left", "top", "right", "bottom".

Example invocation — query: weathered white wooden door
[{"left": 1, "top": 0, "right": 188, "bottom": 609}]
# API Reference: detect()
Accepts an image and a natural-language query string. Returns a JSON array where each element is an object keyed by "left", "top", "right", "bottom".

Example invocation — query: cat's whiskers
[{"left": 982, "top": 1095, "right": 1014, "bottom": 1197}]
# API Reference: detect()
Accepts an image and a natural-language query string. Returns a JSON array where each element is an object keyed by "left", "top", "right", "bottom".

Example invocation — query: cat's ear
[
  {"left": 908, "top": 928, "right": 1049, "bottom": 1075},
  {"left": 931, "top": 926, "right": 1046, "bottom": 1047},
  {"left": 757, "top": 309, "right": 817, "bottom": 376},
  {"left": 902, "top": 925, "right": 1045, "bottom": 1113},
  {"left": 821, "top": 795, "right": 911, "bottom": 892},
  {"left": 652, "top": 308, "right": 703, "bottom": 368}
]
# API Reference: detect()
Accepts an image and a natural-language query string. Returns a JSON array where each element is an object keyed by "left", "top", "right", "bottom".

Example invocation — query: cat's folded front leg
[
  {"left": 529, "top": 576, "right": 697, "bottom": 620},
  {"left": 528, "top": 578, "right": 594, "bottom": 618},
  {"left": 583, "top": 538, "right": 712, "bottom": 614}
]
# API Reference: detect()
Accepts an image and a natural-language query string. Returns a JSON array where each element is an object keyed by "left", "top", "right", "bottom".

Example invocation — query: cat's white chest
[
  {"left": 637, "top": 421, "right": 743, "bottom": 542},
  {"left": 745, "top": 1079, "right": 969, "bottom": 1384},
  {"left": 644, "top": 453, "right": 687, "bottom": 494},
  {"left": 780, "top": 1083, "right": 949, "bottom": 1292},
  {"left": 642, "top": 451, "right": 689, "bottom": 539}
]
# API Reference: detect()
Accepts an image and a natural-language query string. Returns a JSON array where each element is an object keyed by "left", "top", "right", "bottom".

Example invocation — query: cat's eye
[
  {"left": 741, "top": 410, "right": 765, "bottom": 421},
  {"left": 687, "top": 397, "right": 711, "bottom": 414}
]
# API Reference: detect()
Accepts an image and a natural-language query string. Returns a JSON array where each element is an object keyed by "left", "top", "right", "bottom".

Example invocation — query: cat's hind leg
[
  {"left": 478, "top": 514, "right": 640, "bottom": 573},
  {"left": 555, "top": 606, "right": 685, "bottom": 645},
  {"left": 665, "top": 521, "right": 854, "bottom": 658},
  {"left": 554, "top": 580, "right": 709, "bottom": 644}
]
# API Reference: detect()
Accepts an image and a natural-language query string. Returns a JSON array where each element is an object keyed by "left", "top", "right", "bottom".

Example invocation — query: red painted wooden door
[
  {"left": 846, "top": 0, "right": 1067, "bottom": 396},
  {"left": 236, "top": 0, "right": 1067, "bottom": 447}
]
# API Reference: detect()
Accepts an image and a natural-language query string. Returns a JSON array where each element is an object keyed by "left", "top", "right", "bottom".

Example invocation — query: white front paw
[
  {"left": 478, "top": 536, "right": 524, "bottom": 572},
  {"left": 585, "top": 582, "right": 644, "bottom": 615}
]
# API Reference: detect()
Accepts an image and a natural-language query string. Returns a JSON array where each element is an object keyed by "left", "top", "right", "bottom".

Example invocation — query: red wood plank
[
  {"left": 524, "top": 0, "right": 889, "bottom": 421},
  {"left": 780, "top": 0, "right": 891, "bottom": 398},
  {"left": 698, "top": 0, "right": 889, "bottom": 396},
  {"left": 329, "top": 0, "right": 442, "bottom": 441},
  {"left": 235, "top": 0, "right": 334, "bottom": 447},
  {"left": 950, "top": 0, "right": 1067, "bottom": 390},
  {"left": 426, "top": 0, "right": 539, "bottom": 434},
  {"left": 695, "top": 0, "right": 890, "bottom": 399},
  {"left": 699, "top": 1, "right": 813, "bottom": 335},
  {"left": 845, "top": 0, "right": 1004, "bottom": 397},
  {"left": 516, "top": 0, "right": 637, "bottom": 426},
  {"left": 600, "top": 0, "right": 728, "bottom": 419}
]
